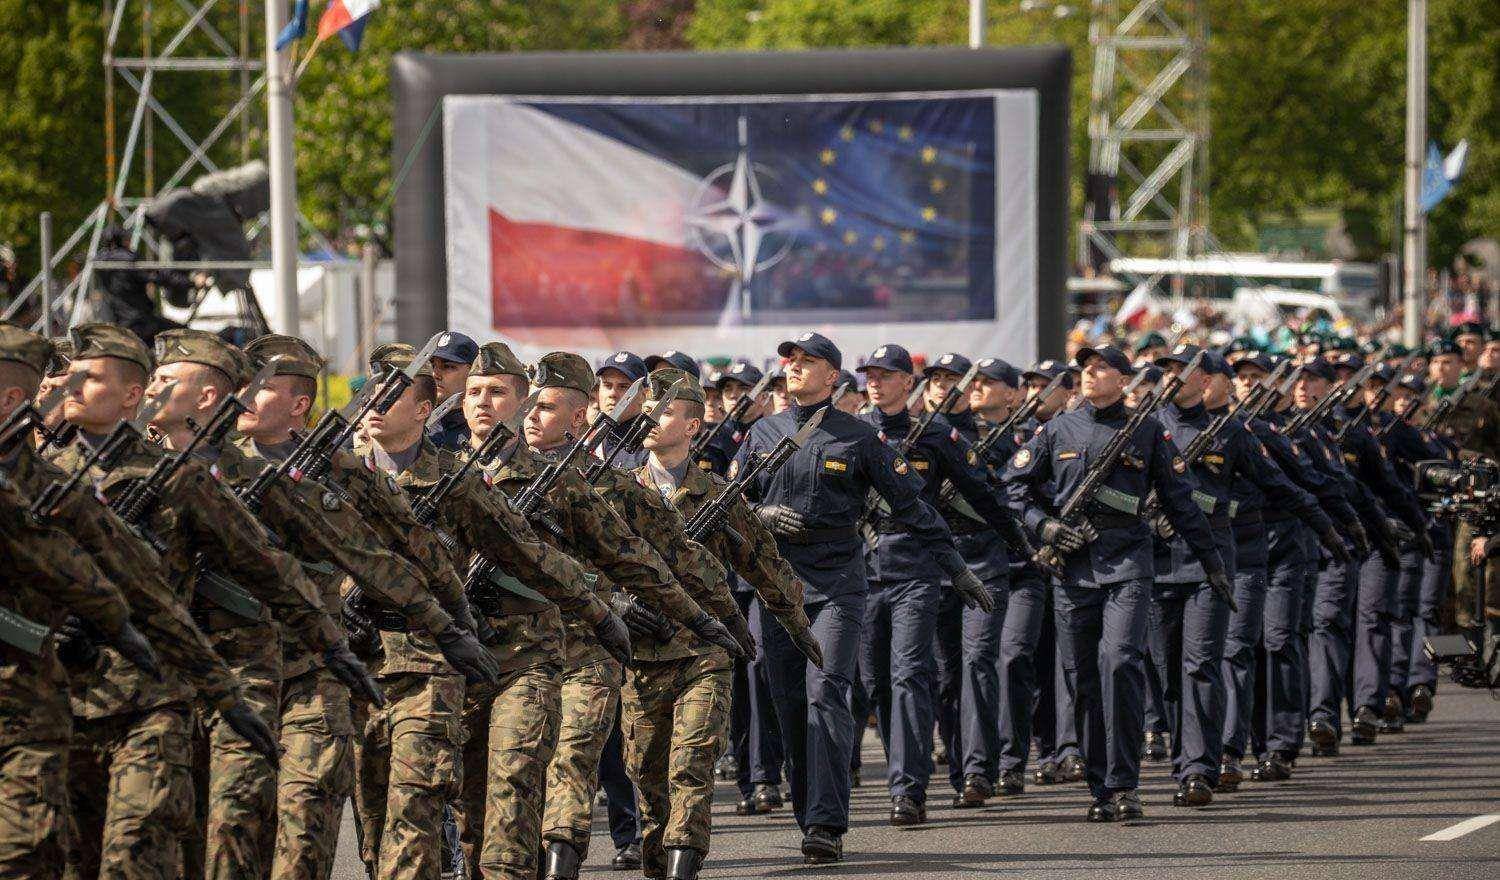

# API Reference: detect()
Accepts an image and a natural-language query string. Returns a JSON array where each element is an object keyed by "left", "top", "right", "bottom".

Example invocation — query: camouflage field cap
[
  {"left": 647, "top": 366, "right": 705, "bottom": 406},
  {"left": 471, "top": 341, "right": 527, "bottom": 380},
  {"left": 245, "top": 333, "right": 325, "bottom": 380},
  {"left": 369, "top": 342, "right": 433, "bottom": 378},
  {"left": 153, "top": 328, "right": 248, "bottom": 385},
  {"left": 0, "top": 323, "right": 54, "bottom": 376},
  {"left": 532, "top": 351, "right": 594, "bottom": 396},
  {"left": 69, "top": 323, "right": 153, "bottom": 376},
  {"left": 46, "top": 337, "right": 73, "bottom": 377}
]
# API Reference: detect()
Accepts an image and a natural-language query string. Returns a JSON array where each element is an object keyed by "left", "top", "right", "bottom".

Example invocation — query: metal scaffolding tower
[
  {"left": 1081, "top": 0, "right": 1210, "bottom": 298},
  {"left": 3, "top": 1, "right": 319, "bottom": 334}
]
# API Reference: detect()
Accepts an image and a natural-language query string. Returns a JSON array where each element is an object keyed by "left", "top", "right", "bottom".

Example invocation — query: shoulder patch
[
  {"left": 893, "top": 456, "right": 909, "bottom": 475},
  {"left": 321, "top": 490, "right": 341, "bottom": 511},
  {"left": 1172, "top": 455, "right": 1187, "bottom": 474},
  {"left": 697, "top": 459, "right": 713, "bottom": 470},
  {"left": 824, "top": 458, "right": 849, "bottom": 474},
  {"left": 1012, "top": 448, "right": 1032, "bottom": 469}
]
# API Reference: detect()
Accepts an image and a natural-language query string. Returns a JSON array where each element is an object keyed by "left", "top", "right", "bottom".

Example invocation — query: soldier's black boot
[
  {"left": 1308, "top": 719, "right": 1339, "bottom": 756},
  {"left": 611, "top": 842, "right": 641, "bottom": 870},
  {"left": 1409, "top": 684, "right": 1434, "bottom": 722},
  {"left": 1350, "top": 706, "right": 1379, "bottom": 745},
  {"left": 665, "top": 847, "right": 704, "bottom": 880},
  {"left": 953, "top": 773, "right": 993, "bottom": 808},
  {"left": 889, "top": 795, "right": 927, "bottom": 826},
  {"left": 1216, "top": 756, "right": 1243, "bottom": 793},
  {"left": 753, "top": 783, "right": 782, "bottom": 812},
  {"left": 1143, "top": 731, "right": 1169, "bottom": 762},
  {"left": 1172, "top": 773, "right": 1214, "bottom": 807},
  {"left": 801, "top": 826, "right": 843, "bottom": 864},
  {"left": 543, "top": 841, "right": 582, "bottom": 880}
]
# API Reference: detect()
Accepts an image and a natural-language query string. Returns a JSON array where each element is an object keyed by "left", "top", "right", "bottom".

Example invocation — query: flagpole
[
  {"left": 1402, "top": 0, "right": 1426, "bottom": 347},
  {"left": 969, "top": 0, "right": 986, "bottom": 48},
  {"left": 267, "top": 0, "right": 301, "bottom": 336}
]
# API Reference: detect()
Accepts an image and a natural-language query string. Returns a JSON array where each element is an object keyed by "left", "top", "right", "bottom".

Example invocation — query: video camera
[{"left": 1416, "top": 456, "right": 1500, "bottom": 690}]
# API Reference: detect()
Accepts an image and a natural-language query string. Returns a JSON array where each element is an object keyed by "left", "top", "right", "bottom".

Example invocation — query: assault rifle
[
  {"left": 1282, "top": 353, "right": 1383, "bottom": 439},
  {"left": 0, "top": 372, "right": 83, "bottom": 456},
  {"left": 1335, "top": 350, "right": 1416, "bottom": 443},
  {"left": 1422, "top": 373, "right": 1479, "bottom": 433},
  {"left": 690, "top": 371, "right": 770, "bottom": 462},
  {"left": 936, "top": 371, "right": 1065, "bottom": 506},
  {"left": 1032, "top": 352, "right": 1202, "bottom": 578},
  {"left": 683, "top": 405, "right": 829, "bottom": 542},
  {"left": 585, "top": 378, "right": 685, "bottom": 485}
]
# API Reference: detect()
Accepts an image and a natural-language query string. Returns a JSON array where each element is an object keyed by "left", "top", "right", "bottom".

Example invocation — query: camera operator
[{"left": 93, "top": 225, "right": 193, "bottom": 345}]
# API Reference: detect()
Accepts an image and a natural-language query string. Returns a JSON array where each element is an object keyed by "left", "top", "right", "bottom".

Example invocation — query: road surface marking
[{"left": 1420, "top": 814, "right": 1500, "bottom": 841}]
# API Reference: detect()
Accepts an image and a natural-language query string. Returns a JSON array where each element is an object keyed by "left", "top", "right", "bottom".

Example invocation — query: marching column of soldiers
[{"left": 0, "top": 316, "right": 1496, "bottom": 880}]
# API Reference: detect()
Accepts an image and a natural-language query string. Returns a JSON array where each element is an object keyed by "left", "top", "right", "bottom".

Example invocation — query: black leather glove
[
  {"left": 1207, "top": 568, "right": 1239, "bottom": 613},
  {"left": 107, "top": 621, "right": 163, "bottom": 682},
  {"left": 1347, "top": 521, "right": 1371, "bottom": 560},
  {"left": 1317, "top": 527, "right": 1351, "bottom": 565},
  {"left": 1039, "top": 517, "right": 1091, "bottom": 554},
  {"left": 435, "top": 623, "right": 502, "bottom": 685},
  {"left": 686, "top": 612, "right": 747, "bottom": 660},
  {"left": 1387, "top": 518, "right": 1416, "bottom": 546},
  {"left": 789, "top": 626, "right": 825, "bottom": 669},
  {"left": 754, "top": 504, "right": 807, "bottom": 538},
  {"left": 591, "top": 611, "right": 634, "bottom": 666},
  {"left": 323, "top": 640, "right": 385, "bottom": 707},
  {"left": 726, "top": 613, "right": 758, "bottom": 662},
  {"left": 995, "top": 515, "right": 1032, "bottom": 558},
  {"left": 220, "top": 700, "right": 280, "bottom": 767},
  {"left": 950, "top": 568, "right": 996, "bottom": 613},
  {"left": 609, "top": 593, "right": 674, "bottom": 642},
  {"left": 55, "top": 616, "right": 99, "bottom": 669}
]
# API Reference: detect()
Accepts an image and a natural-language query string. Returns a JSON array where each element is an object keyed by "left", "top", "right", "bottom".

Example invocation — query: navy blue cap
[
  {"left": 1076, "top": 344, "right": 1138, "bottom": 376},
  {"left": 1201, "top": 350, "right": 1234, "bottom": 377},
  {"left": 596, "top": 350, "right": 647, "bottom": 382},
  {"left": 766, "top": 364, "right": 786, "bottom": 382},
  {"left": 856, "top": 343, "right": 913, "bottom": 374},
  {"left": 777, "top": 332, "right": 842, "bottom": 369},
  {"left": 433, "top": 331, "right": 478, "bottom": 365},
  {"left": 1395, "top": 372, "right": 1427, "bottom": 395},
  {"left": 1428, "top": 338, "right": 1462, "bottom": 358},
  {"left": 1331, "top": 351, "right": 1365, "bottom": 373},
  {"left": 1153, "top": 342, "right": 1204, "bottom": 370},
  {"left": 1369, "top": 364, "right": 1395, "bottom": 384},
  {"left": 1302, "top": 357, "right": 1338, "bottom": 381},
  {"left": 1022, "top": 358, "right": 1077, "bottom": 387},
  {"left": 924, "top": 352, "right": 972, "bottom": 378},
  {"left": 716, "top": 360, "right": 764, "bottom": 388},
  {"left": 1133, "top": 364, "right": 1164, "bottom": 387},
  {"left": 974, "top": 356, "right": 1020, "bottom": 386},
  {"left": 836, "top": 369, "right": 861, "bottom": 393},
  {"left": 645, "top": 350, "right": 699, "bottom": 378},
  {"left": 1232, "top": 351, "right": 1276, "bottom": 374}
]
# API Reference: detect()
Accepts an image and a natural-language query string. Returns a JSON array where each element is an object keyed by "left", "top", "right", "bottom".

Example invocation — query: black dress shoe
[
  {"left": 1308, "top": 719, "right": 1338, "bottom": 752},
  {"left": 1172, "top": 774, "right": 1214, "bottom": 807},
  {"left": 1380, "top": 715, "right": 1405, "bottom": 734},
  {"left": 753, "top": 783, "right": 782, "bottom": 812},
  {"left": 1032, "top": 761, "right": 1058, "bottom": 785},
  {"left": 953, "top": 773, "right": 992, "bottom": 808},
  {"left": 1250, "top": 753, "right": 1293, "bottom": 782},
  {"left": 1409, "top": 684, "right": 1434, "bottom": 720},
  {"left": 612, "top": 843, "right": 642, "bottom": 870},
  {"left": 889, "top": 795, "right": 927, "bottom": 826},
  {"left": 1382, "top": 692, "right": 1403, "bottom": 721},
  {"left": 1310, "top": 741, "right": 1340, "bottom": 757},
  {"left": 665, "top": 847, "right": 703, "bottom": 880},
  {"left": 543, "top": 841, "right": 582, "bottom": 880},
  {"left": 1086, "top": 797, "right": 1116, "bottom": 823},
  {"left": 1058, "top": 755, "right": 1086, "bottom": 782},
  {"left": 1143, "top": 731, "right": 1169, "bottom": 762},
  {"left": 1350, "top": 706, "right": 1379, "bottom": 745},
  {"left": 734, "top": 796, "right": 756, "bottom": 816},
  {"left": 801, "top": 826, "right": 843, "bottom": 864},
  {"left": 1000, "top": 770, "right": 1026, "bottom": 796},
  {"left": 1216, "top": 758, "right": 1243, "bottom": 792},
  {"left": 1113, "top": 789, "right": 1144, "bottom": 821}
]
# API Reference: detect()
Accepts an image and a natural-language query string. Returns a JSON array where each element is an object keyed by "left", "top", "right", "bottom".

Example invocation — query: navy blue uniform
[
  {"left": 858, "top": 406, "right": 1014, "bottom": 806},
  {"left": 735, "top": 399, "right": 968, "bottom": 834},
  {"left": 595, "top": 416, "right": 650, "bottom": 471},
  {"left": 697, "top": 415, "right": 753, "bottom": 478},
  {"left": 1006, "top": 398, "right": 1223, "bottom": 800},
  {"left": 426, "top": 394, "right": 471, "bottom": 451}
]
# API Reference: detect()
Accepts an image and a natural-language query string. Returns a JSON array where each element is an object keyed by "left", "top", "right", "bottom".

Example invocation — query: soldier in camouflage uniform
[
  {"left": 467, "top": 348, "right": 736, "bottom": 880},
  {"left": 48, "top": 323, "right": 338, "bottom": 880},
  {"left": 627, "top": 368, "right": 822, "bottom": 879}
]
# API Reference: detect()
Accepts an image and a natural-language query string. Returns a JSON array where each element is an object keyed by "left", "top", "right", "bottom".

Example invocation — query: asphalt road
[{"left": 333, "top": 684, "right": 1500, "bottom": 880}]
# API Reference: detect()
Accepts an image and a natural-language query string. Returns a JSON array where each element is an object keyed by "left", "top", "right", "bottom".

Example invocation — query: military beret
[
  {"left": 69, "top": 323, "right": 152, "bottom": 376},
  {"left": 471, "top": 341, "right": 527, "bottom": 380},
  {"left": 46, "top": 337, "right": 73, "bottom": 377},
  {"left": 153, "top": 327, "right": 248, "bottom": 385},
  {"left": 369, "top": 342, "right": 433, "bottom": 378},
  {"left": 648, "top": 366, "right": 706, "bottom": 406},
  {"left": 0, "top": 323, "right": 53, "bottom": 376},
  {"left": 532, "top": 351, "right": 595, "bottom": 396},
  {"left": 244, "top": 333, "right": 324, "bottom": 380}
]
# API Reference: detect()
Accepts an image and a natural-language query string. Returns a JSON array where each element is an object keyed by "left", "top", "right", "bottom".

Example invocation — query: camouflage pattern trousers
[
  {"left": 621, "top": 651, "right": 733, "bottom": 875},
  {"left": 455, "top": 663, "right": 562, "bottom": 880},
  {"left": 0, "top": 739, "right": 68, "bottom": 880},
  {"left": 65, "top": 706, "right": 196, "bottom": 880},
  {"left": 355, "top": 671, "right": 465, "bottom": 880},
  {"left": 541, "top": 659, "right": 622, "bottom": 857},
  {"left": 188, "top": 635, "right": 282, "bottom": 880},
  {"left": 272, "top": 668, "right": 356, "bottom": 880}
]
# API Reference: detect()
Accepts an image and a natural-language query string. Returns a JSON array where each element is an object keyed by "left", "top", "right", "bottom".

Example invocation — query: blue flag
[
  {"left": 1420, "top": 141, "right": 1452, "bottom": 213},
  {"left": 275, "top": 0, "right": 312, "bottom": 51}
]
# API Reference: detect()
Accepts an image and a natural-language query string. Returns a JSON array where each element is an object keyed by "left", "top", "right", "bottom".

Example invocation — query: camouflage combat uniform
[{"left": 0, "top": 476, "right": 134, "bottom": 880}]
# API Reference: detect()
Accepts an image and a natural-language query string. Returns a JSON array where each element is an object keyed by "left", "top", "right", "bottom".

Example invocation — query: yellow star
[
  {"left": 843, "top": 230, "right": 859, "bottom": 245},
  {"left": 899, "top": 229, "right": 917, "bottom": 244},
  {"left": 872, "top": 236, "right": 887, "bottom": 251},
  {"left": 839, "top": 126, "right": 855, "bottom": 142},
  {"left": 867, "top": 119, "right": 884, "bottom": 134},
  {"left": 898, "top": 125, "right": 913, "bottom": 141},
  {"left": 921, "top": 206, "right": 937, "bottom": 222},
  {"left": 820, "top": 207, "right": 838, "bottom": 225},
  {"left": 811, "top": 178, "right": 829, "bottom": 195},
  {"left": 929, "top": 177, "right": 947, "bottom": 194},
  {"left": 819, "top": 148, "right": 837, "bottom": 166},
  {"left": 920, "top": 145, "right": 938, "bottom": 164}
]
